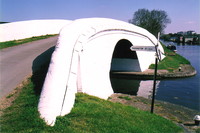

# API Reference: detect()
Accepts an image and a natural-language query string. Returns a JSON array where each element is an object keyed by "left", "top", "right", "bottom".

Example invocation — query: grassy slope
[
  {"left": 0, "top": 34, "right": 57, "bottom": 49},
  {"left": 0, "top": 87, "right": 182, "bottom": 133},
  {"left": 0, "top": 65, "right": 182, "bottom": 133},
  {"left": 0, "top": 41, "right": 183, "bottom": 132},
  {"left": 149, "top": 43, "right": 190, "bottom": 72}
]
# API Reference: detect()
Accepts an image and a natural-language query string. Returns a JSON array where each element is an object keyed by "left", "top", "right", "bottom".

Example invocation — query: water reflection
[
  {"left": 137, "top": 80, "right": 160, "bottom": 99},
  {"left": 110, "top": 78, "right": 140, "bottom": 95},
  {"left": 110, "top": 77, "right": 160, "bottom": 99}
]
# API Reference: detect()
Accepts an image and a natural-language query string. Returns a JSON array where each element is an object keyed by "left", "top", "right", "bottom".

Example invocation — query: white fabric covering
[
  {"left": 0, "top": 20, "right": 72, "bottom": 42},
  {"left": 38, "top": 18, "right": 165, "bottom": 126}
]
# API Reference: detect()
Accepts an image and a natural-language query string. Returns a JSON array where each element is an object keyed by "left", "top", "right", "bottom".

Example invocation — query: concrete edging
[{"left": 111, "top": 64, "right": 197, "bottom": 80}]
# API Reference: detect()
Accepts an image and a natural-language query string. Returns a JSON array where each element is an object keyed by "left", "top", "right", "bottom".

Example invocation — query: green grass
[
  {"left": 118, "top": 96, "right": 132, "bottom": 100},
  {"left": 0, "top": 88, "right": 182, "bottom": 133},
  {"left": 0, "top": 34, "right": 57, "bottom": 49},
  {"left": 149, "top": 43, "right": 190, "bottom": 72},
  {"left": 0, "top": 65, "right": 183, "bottom": 133}
]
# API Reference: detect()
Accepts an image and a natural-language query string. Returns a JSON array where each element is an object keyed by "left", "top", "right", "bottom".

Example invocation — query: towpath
[{"left": 0, "top": 36, "right": 58, "bottom": 98}]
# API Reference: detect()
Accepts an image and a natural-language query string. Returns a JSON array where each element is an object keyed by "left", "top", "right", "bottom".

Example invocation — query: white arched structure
[
  {"left": 38, "top": 18, "right": 165, "bottom": 126},
  {"left": 0, "top": 19, "right": 71, "bottom": 42}
]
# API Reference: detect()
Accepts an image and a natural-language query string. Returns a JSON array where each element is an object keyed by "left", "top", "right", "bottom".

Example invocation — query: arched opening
[
  {"left": 110, "top": 39, "right": 141, "bottom": 95},
  {"left": 110, "top": 39, "right": 141, "bottom": 72}
]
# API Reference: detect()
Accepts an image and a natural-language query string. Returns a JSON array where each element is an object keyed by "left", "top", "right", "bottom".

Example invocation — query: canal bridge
[{"left": 38, "top": 18, "right": 165, "bottom": 126}]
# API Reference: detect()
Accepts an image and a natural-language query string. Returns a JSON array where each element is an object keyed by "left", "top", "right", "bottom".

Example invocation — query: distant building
[
  {"left": 177, "top": 31, "right": 184, "bottom": 35},
  {"left": 177, "top": 31, "right": 196, "bottom": 36},
  {"left": 187, "top": 30, "right": 196, "bottom": 35},
  {"left": 170, "top": 37, "right": 178, "bottom": 41}
]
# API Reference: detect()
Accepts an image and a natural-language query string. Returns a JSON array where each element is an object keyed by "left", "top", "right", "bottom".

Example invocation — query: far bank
[{"left": 111, "top": 64, "right": 196, "bottom": 80}]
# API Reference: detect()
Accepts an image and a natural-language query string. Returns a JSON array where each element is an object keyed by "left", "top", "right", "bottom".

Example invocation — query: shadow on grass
[
  {"left": 31, "top": 46, "right": 55, "bottom": 96},
  {"left": 0, "top": 47, "right": 57, "bottom": 132}
]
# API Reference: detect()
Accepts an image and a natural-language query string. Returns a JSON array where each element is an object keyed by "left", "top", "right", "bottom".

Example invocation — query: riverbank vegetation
[
  {"left": 0, "top": 34, "right": 57, "bottom": 49},
  {"left": 149, "top": 43, "right": 190, "bottom": 72},
  {"left": 0, "top": 64, "right": 182, "bottom": 132},
  {"left": 161, "top": 33, "right": 200, "bottom": 45}
]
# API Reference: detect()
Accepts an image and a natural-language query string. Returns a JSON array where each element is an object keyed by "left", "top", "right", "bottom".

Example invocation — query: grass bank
[
  {"left": 0, "top": 34, "right": 57, "bottom": 49},
  {"left": 149, "top": 43, "right": 190, "bottom": 72},
  {"left": 0, "top": 65, "right": 182, "bottom": 132}
]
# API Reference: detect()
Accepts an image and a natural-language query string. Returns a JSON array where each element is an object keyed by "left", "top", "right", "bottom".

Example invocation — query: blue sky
[{"left": 1, "top": 0, "right": 200, "bottom": 33}]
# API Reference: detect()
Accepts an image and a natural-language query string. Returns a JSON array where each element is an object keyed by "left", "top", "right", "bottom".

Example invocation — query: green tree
[{"left": 129, "top": 9, "right": 171, "bottom": 37}]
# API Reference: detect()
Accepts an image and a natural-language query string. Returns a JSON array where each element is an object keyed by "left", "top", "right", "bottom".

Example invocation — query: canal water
[
  {"left": 156, "top": 41, "right": 200, "bottom": 111},
  {"left": 110, "top": 41, "right": 200, "bottom": 111}
]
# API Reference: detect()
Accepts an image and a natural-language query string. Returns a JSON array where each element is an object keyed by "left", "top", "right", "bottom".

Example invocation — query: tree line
[{"left": 129, "top": 8, "right": 171, "bottom": 38}]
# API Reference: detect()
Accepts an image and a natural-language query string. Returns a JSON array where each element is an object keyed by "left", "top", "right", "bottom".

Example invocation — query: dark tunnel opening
[{"left": 110, "top": 39, "right": 141, "bottom": 95}]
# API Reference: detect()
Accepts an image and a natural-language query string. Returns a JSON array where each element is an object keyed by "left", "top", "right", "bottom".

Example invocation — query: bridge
[{"left": 38, "top": 18, "right": 165, "bottom": 126}]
